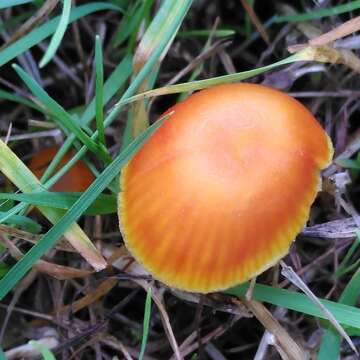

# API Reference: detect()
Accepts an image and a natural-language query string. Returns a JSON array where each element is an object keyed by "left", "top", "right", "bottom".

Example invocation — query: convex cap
[{"left": 119, "top": 83, "right": 333, "bottom": 293}]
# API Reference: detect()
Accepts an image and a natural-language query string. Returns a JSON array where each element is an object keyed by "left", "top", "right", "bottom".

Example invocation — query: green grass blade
[
  {"left": 318, "top": 331, "right": 341, "bottom": 360},
  {"left": 0, "top": 0, "right": 191, "bottom": 226},
  {"left": 0, "top": 88, "right": 42, "bottom": 111},
  {"left": 227, "top": 283, "right": 360, "bottom": 330},
  {"left": 80, "top": 54, "right": 132, "bottom": 127},
  {"left": 0, "top": 2, "right": 120, "bottom": 68},
  {"left": 0, "top": 346, "right": 5, "bottom": 360},
  {"left": 336, "top": 236, "right": 360, "bottom": 277},
  {"left": 41, "top": 1, "right": 192, "bottom": 183},
  {"left": 336, "top": 158, "right": 360, "bottom": 170},
  {"left": 29, "top": 340, "right": 56, "bottom": 360},
  {"left": 0, "top": 117, "right": 165, "bottom": 301},
  {"left": 139, "top": 288, "right": 152, "bottom": 360},
  {"left": 111, "top": 0, "right": 146, "bottom": 47},
  {"left": 0, "top": 211, "right": 41, "bottom": 233},
  {"left": 95, "top": 35, "right": 106, "bottom": 146},
  {"left": 0, "top": 263, "right": 10, "bottom": 279},
  {"left": 318, "top": 232, "right": 360, "bottom": 359},
  {"left": 0, "top": 192, "right": 117, "bottom": 216},
  {"left": 40, "top": 55, "right": 133, "bottom": 185},
  {"left": 115, "top": 50, "right": 307, "bottom": 107},
  {"left": 12, "top": 64, "right": 111, "bottom": 163},
  {"left": 275, "top": 1, "right": 360, "bottom": 23},
  {"left": 0, "top": 140, "right": 106, "bottom": 270},
  {"left": 122, "top": 0, "right": 193, "bottom": 145},
  {"left": 0, "top": 56, "right": 133, "bottom": 222},
  {"left": 39, "top": 0, "right": 72, "bottom": 68},
  {"left": 178, "top": 29, "right": 235, "bottom": 38},
  {"left": 0, "top": 203, "right": 25, "bottom": 224},
  {"left": 0, "top": 0, "right": 33, "bottom": 9}
]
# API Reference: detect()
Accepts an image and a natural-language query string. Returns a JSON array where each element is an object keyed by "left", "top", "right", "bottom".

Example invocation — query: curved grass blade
[
  {"left": 114, "top": 49, "right": 313, "bottom": 108},
  {"left": 0, "top": 2, "right": 121, "bottom": 68},
  {"left": 29, "top": 340, "right": 56, "bottom": 360},
  {"left": 39, "top": 0, "right": 72, "bottom": 68},
  {"left": 0, "top": 117, "right": 165, "bottom": 301}
]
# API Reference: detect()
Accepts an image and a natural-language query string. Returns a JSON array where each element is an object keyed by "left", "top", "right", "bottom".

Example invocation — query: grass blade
[
  {"left": 318, "top": 233, "right": 360, "bottom": 359},
  {"left": 12, "top": 64, "right": 111, "bottom": 163},
  {"left": 0, "top": 2, "right": 120, "bottom": 68},
  {"left": 39, "top": 0, "right": 72, "bottom": 68},
  {"left": 0, "top": 346, "right": 5, "bottom": 360},
  {"left": 280, "top": 261, "right": 356, "bottom": 355},
  {"left": 95, "top": 35, "right": 106, "bottom": 146},
  {"left": 0, "top": 55, "right": 133, "bottom": 223},
  {"left": 0, "top": 140, "right": 107, "bottom": 271},
  {"left": 0, "top": 192, "right": 117, "bottom": 216},
  {"left": 0, "top": 88, "right": 42, "bottom": 111},
  {"left": 227, "top": 283, "right": 360, "bottom": 330},
  {"left": 0, "top": 117, "right": 165, "bottom": 301},
  {"left": 114, "top": 48, "right": 312, "bottom": 108},
  {"left": 0, "top": 211, "right": 41, "bottom": 233},
  {"left": 127, "top": 0, "right": 193, "bottom": 141},
  {"left": 178, "top": 29, "right": 235, "bottom": 38},
  {"left": 40, "top": 55, "right": 132, "bottom": 184},
  {"left": 139, "top": 288, "right": 152, "bottom": 360},
  {"left": 275, "top": 1, "right": 360, "bottom": 23},
  {"left": 28, "top": 340, "right": 56, "bottom": 360}
]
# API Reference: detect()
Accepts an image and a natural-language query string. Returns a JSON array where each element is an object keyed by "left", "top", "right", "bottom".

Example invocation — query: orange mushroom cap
[
  {"left": 29, "top": 146, "right": 94, "bottom": 192},
  {"left": 118, "top": 83, "right": 333, "bottom": 293}
]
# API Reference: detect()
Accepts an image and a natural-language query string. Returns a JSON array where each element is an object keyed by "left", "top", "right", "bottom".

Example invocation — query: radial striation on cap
[{"left": 118, "top": 83, "right": 333, "bottom": 293}]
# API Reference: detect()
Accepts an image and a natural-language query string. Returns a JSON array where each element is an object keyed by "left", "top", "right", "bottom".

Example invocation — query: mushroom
[
  {"left": 118, "top": 83, "right": 333, "bottom": 293},
  {"left": 29, "top": 146, "right": 94, "bottom": 192}
]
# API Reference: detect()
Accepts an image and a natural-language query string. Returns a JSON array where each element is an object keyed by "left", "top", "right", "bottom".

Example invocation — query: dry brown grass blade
[
  {"left": 287, "top": 17, "right": 360, "bottom": 73},
  {"left": 35, "top": 261, "right": 92, "bottom": 280},
  {"left": 309, "top": 15, "right": 360, "bottom": 47},
  {"left": 0, "top": 234, "right": 92, "bottom": 280},
  {"left": 1, "top": 0, "right": 60, "bottom": 50},
  {"left": 58, "top": 278, "right": 117, "bottom": 314},
  {"left": 238, "top": 298, "right": 307, "bottom": 360},
  {"left": 288, "top": 45, "right": 360, "bottom": 73},
  {"left": 55, "top": 248, "right": 132, "bottom": 315},
  {"left": 240, "top": 0, "right": 270, "bottom": 45}
]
